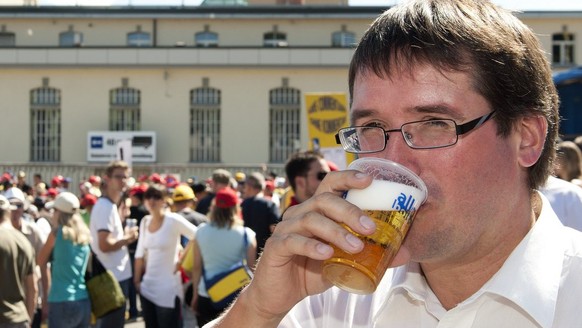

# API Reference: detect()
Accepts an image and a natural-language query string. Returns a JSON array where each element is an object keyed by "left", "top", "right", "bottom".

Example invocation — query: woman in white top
[
  {"left": 189, "top": 187, "right": 257, "bottom": 326},
  {"left": 134, "top": 184, "right": 197, "bottom": 328}
]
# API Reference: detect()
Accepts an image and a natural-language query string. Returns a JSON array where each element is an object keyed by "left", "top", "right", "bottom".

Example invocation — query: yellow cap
[
  {"left": 235, "top": 172, "right": 246, "bottom": 182},
  {"left": 172, "top": 184, "right": 195, "bottom": 202}
]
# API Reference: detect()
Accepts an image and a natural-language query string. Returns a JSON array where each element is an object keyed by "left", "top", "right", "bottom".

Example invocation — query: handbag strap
[{"left": 201, "top": 227, "right": 248, "bottom": 281}]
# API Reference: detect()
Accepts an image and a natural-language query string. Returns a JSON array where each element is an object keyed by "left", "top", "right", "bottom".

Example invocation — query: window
[
  {"left": 195, "top": 25, "right": 218, "bottom": 48},
  {"left": 0, "top": 25, "right": 15, "bottom": 47},
  {"left": 59, "top": 25, "right": 83, "bottom": 47},
  {"left": 332, "top": 25, "right": 356, "bottom": 48},
  {"left": 190, "top": 82, "right": 221, "bottom": 162},
  {"left": 127, "top": 25, "right": 152, "bottom": 47},
  {"left": 30, "top": 82, "right": 61, "bottom": 162},
  {"left": 264, "top": 25, "right": 288, "bottom": 47},
  {"left": 110, "top": 81, "right": 140, "bottom": 131},
  {"left": 552, "top": 28, "right": 575, "bottom": 66},
  {"left": 269, "top": 83, "right": 301, "bottom": 163}
]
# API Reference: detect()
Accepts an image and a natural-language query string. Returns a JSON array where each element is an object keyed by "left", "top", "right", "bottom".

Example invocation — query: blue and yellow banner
[{"left": 305, "top": 92, "right": 356, "bottom": 170}]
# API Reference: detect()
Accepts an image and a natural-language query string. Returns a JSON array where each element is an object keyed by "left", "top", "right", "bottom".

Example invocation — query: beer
[{"left": 322, "top": 179, "right": 424, "bottom": 294}]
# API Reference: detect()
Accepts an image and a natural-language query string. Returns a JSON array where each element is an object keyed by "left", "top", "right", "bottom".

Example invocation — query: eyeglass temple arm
[{"left": 456, "top": 111, "right": 496, "bottom": 135}]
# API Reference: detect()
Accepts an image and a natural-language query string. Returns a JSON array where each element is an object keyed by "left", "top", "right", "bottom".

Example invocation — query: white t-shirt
[
  {"left": 89, "top": 197, "right": 132, "bottom": 282},
  {"left": 135, "top": 212, "right": 197, "bottom": 308},
  {"left": 280, "top": 192, "right": 582, "bottom": 327},
  {"left": 540, "top": 176, "right": 582, "bottom": 232}
]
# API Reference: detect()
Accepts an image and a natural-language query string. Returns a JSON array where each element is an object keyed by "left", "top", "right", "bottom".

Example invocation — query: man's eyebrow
[
  {"left": 350, "top": 108, "right": 378, "bottom": 124},
  {"left": 414, "top": 105, "right": 464, "bottom": 120},
  {"left": 350, "top": 105, "right": 464, "bottom": 124}
]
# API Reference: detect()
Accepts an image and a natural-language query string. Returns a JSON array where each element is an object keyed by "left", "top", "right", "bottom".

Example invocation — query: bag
[
  {"left": 202, "top": 228, "right": 253, "bottom": 310},
  {"left": 85, "top": 250, "right": 126, "bottom": 318}
]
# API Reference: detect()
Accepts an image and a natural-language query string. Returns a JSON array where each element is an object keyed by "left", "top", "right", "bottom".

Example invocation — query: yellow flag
[{"left": 305, "top": 93, "right": 356, "bottom": 169}]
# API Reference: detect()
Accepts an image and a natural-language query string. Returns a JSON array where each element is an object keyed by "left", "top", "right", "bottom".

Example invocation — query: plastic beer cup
[{"left": 322, "top": 157, "right": 428, "bottom": 294}]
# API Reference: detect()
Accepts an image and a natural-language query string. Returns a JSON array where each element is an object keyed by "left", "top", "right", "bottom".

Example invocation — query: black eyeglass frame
[{"left": 335, "top": 110, "right": 496, "bottom": 154}]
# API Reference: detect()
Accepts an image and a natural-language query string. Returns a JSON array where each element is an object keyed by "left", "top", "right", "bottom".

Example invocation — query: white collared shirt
[{"left": 280, "top": 193, "right": 582, "bottom": 328}]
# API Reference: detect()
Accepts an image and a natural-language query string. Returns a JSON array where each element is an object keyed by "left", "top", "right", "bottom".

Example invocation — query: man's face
[
  {"left": 351, "top": 64, "right": 524, "bottom": 265},
  {"left": 9, "top": 201, "right": 24, "bottom": 227},
  {"left": 301, "top": 158, "right": 330, "bottom": 200},
  {"left": 106, "top": 168, "right": 129, "bottom": 193}
]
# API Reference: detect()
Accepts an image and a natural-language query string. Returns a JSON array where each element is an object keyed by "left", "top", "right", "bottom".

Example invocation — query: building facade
[{"left": 0, "top": 5, "right": 581, "bottom": 183}]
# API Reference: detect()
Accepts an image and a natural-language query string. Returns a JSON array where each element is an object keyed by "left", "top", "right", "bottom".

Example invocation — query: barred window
[
  {"left": 553, "top": 31, "right": 575, "bottom": 66},
  {"left": 269, "top": 86, "right": 301, "bottom": 163},
  {"left": 190, "top": 86, "right": 221, "bottom": 162},
  {"left": 30, "top": 86, "right": 61, "bottom": 162},
  {"left": 110, "top": 86, "right": 140, "bottom": 131},
  {"left": 332, "top": 25, "right": 356, "bottom": 48}
]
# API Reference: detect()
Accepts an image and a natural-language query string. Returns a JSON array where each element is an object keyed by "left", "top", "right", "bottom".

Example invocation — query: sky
[{"left": 34, "top": 0, "right": 582, "bottom": 11}]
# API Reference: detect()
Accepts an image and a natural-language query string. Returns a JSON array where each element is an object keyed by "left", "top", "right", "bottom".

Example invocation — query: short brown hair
[{"left": 349, "top": 0, "right": 559, "bottom": 189}]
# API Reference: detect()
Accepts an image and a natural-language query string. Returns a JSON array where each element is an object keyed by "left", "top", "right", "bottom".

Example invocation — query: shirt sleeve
[
  {"left": 91, "top": 201, "right": 116, "bottom": 233},
  {"left": 172, "top": 213, "right": 197, "bottom": 240},
  {"left": 268, "top": 201, "right": 281, "bottom": 225}
]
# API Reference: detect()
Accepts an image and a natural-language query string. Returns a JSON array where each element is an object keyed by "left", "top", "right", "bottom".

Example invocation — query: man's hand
[{"left": 206, "top": 170, "right": 410, "bottom": 327}]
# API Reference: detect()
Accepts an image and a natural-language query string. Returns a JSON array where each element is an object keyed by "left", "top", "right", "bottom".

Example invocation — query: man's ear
[
  {"left": 295, "top": 176, "right": 306, "bottom": 192},
  {"left": 517, "top": 115, "right": 547, "bottom": 168}
]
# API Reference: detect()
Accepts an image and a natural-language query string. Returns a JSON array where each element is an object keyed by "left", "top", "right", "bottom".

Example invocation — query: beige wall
[
  {"left": 0, "top": 66, "right": 349, "bottom": 164},
  {"left": 0, "top": 8, "right": 581, "bottom": 170}
]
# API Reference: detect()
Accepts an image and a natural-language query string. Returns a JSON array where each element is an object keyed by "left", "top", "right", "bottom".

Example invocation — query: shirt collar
[{"left": 385, "top": 192, "right": 564, "bottom": 328}]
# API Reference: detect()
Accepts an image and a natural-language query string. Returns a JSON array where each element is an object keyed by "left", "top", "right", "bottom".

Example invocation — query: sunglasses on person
[
  {"left": 144, "top": 194, "right": 163, "bottom": 200},
  {"left": 305, "top": 172, "right": 328, "bottom": 181}
]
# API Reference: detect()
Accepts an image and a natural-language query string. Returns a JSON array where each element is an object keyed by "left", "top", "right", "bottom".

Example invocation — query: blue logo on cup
[{"left": 392, "top": 193, "right": 416, "bottom": 212}]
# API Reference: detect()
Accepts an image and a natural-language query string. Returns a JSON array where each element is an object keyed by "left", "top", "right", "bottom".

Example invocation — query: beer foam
[{"left": 344, "top": 180, "right": 426, "bottom": 211}]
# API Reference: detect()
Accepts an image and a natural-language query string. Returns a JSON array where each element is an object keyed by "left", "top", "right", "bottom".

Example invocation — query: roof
[{"left": 0, "top": 5, "right": 389, "bottom": 19}]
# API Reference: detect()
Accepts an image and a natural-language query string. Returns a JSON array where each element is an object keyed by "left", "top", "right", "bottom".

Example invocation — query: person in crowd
[
  {"left": 541, "top": 175, "right": 582, "bottom": 231},
  {"left": 87, "top": 175, "right": 102, "bottom": 198},
  {"left": 280, "top": 150, "right": 330, "bottom": 211},
  {"left": 241, "top": 172, "right": 280, "bottom": 257},
  {"left": 205, "top": 0, "right": 582, "bottom": 327},
  {"left": 553, "top": 140, "right": 582, "bottom": 187},
  {"left": 0, "top": 195, "right": 36, "bottom": 328},
  {"left": 79, "top": 193, "right": 97, "bottom": 227},
  {"left": 5, "top": 187, "right": 46, "bottom": 328},
  {"left": 263, "top": 179, "right": 280, "bottom": 208},
  {"left": 89, "top": 160, "right": 138, "bottom": 328},
  {"left": 189, "top": 187, "right": 257, "bottom": 327},
  {"left": 126, "top": 183, "right": 149, "bottom": 321},
  {"left": 234, "top": 172, "right": 246, "bottom": 197},
  {"left": 37, "top": 192, "right": 91, "bottom": 328},
  {"left": 16, "top": 171, "right": 33, "bottom": 196},
  {"left": 33, "top": 173, "right": 47, "bottom": 198},
  {"left": 192, "top": 183, "right": 210, "bottom": 207},
  {"left": 196, "top": 169, "right": 232, "bottom": 216},
  {"left": 171, "top": 183, "right": 208, "bottom": 328},
  {"left": 173, "top": 183, "right": 208, "bottom": 231},
  {"left": 133, "top": 184, "right": 197, "bottom": 328}
]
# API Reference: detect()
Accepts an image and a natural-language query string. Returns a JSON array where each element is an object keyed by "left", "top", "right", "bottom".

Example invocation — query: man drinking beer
[{"left": 205, "top": 0, "right": 582, "bottom": 327}]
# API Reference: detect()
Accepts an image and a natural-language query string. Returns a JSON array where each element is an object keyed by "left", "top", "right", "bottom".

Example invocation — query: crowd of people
[
  {"left": 0, "top": 149, "right": 335, "bottom": 328},
  {"left": 3, "top": 1, "right": 582, "bottom": 328}
]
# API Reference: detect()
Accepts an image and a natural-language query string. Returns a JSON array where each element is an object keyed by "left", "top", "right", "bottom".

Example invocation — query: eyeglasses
[
  {"left": 305, "top": 172, "right": 328, "bottom": 181},
  {"left": 144, "top": 194, "right": 163, "bottom": 201},
  {"left": 335, "top": 111, "right": 496, "bottom": 154},
  {"left": 111, "top": 174, "right": 129, "bottom": 180}
]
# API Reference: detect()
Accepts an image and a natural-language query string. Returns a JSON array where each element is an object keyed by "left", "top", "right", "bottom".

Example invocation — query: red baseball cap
[{"left": 214, "top": 188, "right": 239, "bottom": 209}]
